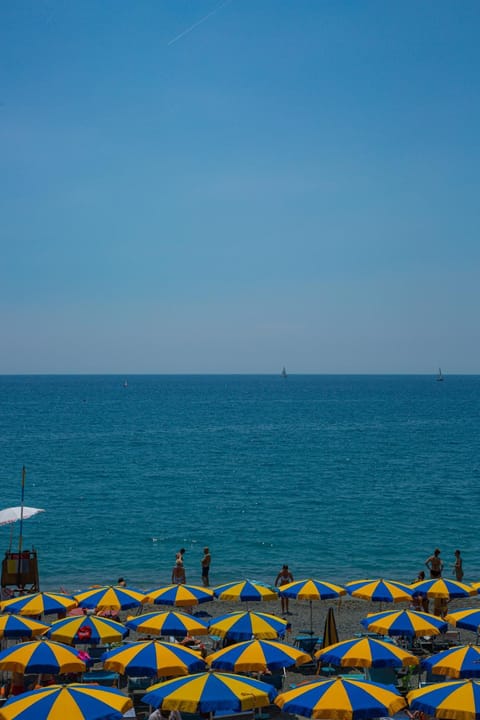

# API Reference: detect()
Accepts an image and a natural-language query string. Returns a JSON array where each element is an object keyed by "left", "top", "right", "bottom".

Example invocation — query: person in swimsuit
[
  {"left": 275, "top": 564, "right": 294, "bottom": 615},
  {"left": 425, "top": 548, "right": 443, "bottom": 578},
  {"left": 172, "top": 559, "right": 186, "bottom": 584},
  {"left": 201, "top": 547, "right": 211, "bottom": 587},
  {"left": 453, "top": 549, "right": 464, "bottom": 581}
]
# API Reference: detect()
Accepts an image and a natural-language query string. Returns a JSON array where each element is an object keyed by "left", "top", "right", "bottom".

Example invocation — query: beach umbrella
[
  {"left": 213, "top": 580, "right": 278, "bottom": 605},
  {"left": 0, "top": 591, "right": 77, "bottom": 616},
  {"left": 410, "top": 577, "right": 476, "bottom": 600},
  {"left": 142, "top": 671, "right": 277, "bottom": 714},
  {"left": 125, "top": 610, "right": 208, "bottom": 637},
  {"left": 145, "top": 584, "right": 214, "bottom": 607},
  {"left": 208, "top": 611, "right": 288, "bottom": 641},
  {"left": 278, "top": 579, "right": 346, "bottom": 635},
  {"left": 0, "top": 683, "right": 132, "bottom": 720},
  {"left": 0, "top": 507, "right": 45, "bottom": 526},
  {"left": 446, "top": 608, "right": 480, "bottom": 633},
  {"left": 315, "top": 636, "right": 419, "bottom": 668},
  {"left": 206, "top": 639, "right": 311, "bottom": 672},
  {"left": 0, "top": 639, "right": 86, "bottom": 674},
  {"left": 360, "top": 608, "right": 448, "bottom": 637},
  {"left": 346, "top": 578, "right": 413, "bottom": 603},
  {"left": 408, "top": 679, "right": 480, "bottom": 720},
  {"left": 422, "top": 645, "right": 480, "bottom": 679},
  {"left": 274, "top": 675, "right": 406, "bottom": 719},
  {"left": 102, "top": 640, "right": 206, "bottom": 677},
  {"left": 320, "top": 607, "right": 339, "bottom": 649},
  {"left": 46, "top": 614, "right": 128, "bottom": 645},
  {"left": 0, "top": 614, "right": 49, "bottom": 639},
  {"left": 74, "top": 585, "right": 146, "bottom": 610}
]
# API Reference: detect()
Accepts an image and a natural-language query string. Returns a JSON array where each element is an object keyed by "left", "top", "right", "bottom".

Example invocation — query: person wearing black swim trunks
[{"left": 425, "top": 548, "right": 443, "bottom": 578}]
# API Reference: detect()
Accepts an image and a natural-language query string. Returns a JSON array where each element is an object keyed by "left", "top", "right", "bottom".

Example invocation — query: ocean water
[{"left": 0, "top": 374, "right": 479, "bottom": 593}]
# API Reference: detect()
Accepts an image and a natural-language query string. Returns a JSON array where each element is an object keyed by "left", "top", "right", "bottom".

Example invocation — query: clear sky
[{"left": 1, "top": 1, "right": 479, "bottom": 374}]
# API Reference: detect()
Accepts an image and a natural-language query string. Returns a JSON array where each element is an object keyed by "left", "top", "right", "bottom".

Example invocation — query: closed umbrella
[{"left": 320, "top": 607, "right": 339, "bottom": 649}]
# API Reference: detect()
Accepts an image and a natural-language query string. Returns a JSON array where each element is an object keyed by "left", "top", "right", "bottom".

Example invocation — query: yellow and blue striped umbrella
[
  {"left": 208, "top": 611, "right": 288, "bottom": 641},
  {"left": 278, "top": 579, "right": 346, "bottom": 635},
  {"left": 360, "top": 608, "right": 448, "bottom": 637},
  {"left": 0, "top": 683, "right": 132, "bottom": 720},
  {"left": 0, "top": 639, "right": 85, "bottom": 674},
  {"left": 0, "top": 614, "right": 49, "bottom": 639},
  {"left": 142, "top": 671, "right": 278, "bottom": 714},
  {"left": 408, "top": 679, "right": 480, "bottom": 720},
  {"left": 346, "top": 579, "right": 412, "bottom": 603},
  {"left": 207, "top": 639, "right": 311, "bottom": 672},
  {"left": 275, "top": 675, "right": 406, "bottom": 719},
  {"left": 102, "top": 639, "right": 206, "bottom": 677},
  {"left": 46, "top": 614, "right": 128, "bottom": 645},
  {"left": 0, "top": 592, "right": 77, "bottom": 616},
  {"left": 125, "top": 610, "right": 209, "bottom": 637},
  {"left": 146, "top": 584, "right": 214, "bottom": 607},
  {"left": 214, "top": 580, "right": 278, "bottom": 603},
  {"left": 411, "top": 577, "right": 476, "bottom": 600},
  {"left": 278, "top": 579, "right": 346, "bottom": 601},
  {"left": 315, "top": 636, "right": 418, "bottom": 668},
  {"left": 422, "top": 645, "right": 480, "bottom": 679},
  {"left": 446, "top": 608, "right": 480, "bottom": 633},
  {"left": 74, "top": 585, "right": 146, "bottom": 610}
]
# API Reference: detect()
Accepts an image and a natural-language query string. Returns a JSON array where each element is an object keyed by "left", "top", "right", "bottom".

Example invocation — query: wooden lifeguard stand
[
  {"left": 0, "top": 467, "right": 41, "bottom": 596},
  {"left": 1, "top": 549, "right": 40, "bottom": 594}
]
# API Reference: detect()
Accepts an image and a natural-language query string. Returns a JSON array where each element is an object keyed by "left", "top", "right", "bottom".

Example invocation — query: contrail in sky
[{"left": 168, "top": 0, "right": 232, "bottom": 46}]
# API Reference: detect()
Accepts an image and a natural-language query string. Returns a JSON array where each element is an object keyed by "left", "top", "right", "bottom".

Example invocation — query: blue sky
[{"left": 1, "top": 1, "right": 479, "bottom": 373}]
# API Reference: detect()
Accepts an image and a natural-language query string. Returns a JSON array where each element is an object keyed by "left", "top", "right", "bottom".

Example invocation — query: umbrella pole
[
  {"left": 310, "top": 600, "right": 313, "bottom": 636},
  {"left": 16, "top": 466, "right": 26, "bottom": 585}
]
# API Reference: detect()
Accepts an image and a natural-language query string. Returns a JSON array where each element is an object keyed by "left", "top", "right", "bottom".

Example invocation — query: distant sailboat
[
  {"left": 281, "top": 367, "right": 287, "bottom": 378},
  {"left": 436, "top": 368, "right": 444, "bottom": 382},
  {"left": 123, "top": 380, "right": 128, "bottom": 388}
]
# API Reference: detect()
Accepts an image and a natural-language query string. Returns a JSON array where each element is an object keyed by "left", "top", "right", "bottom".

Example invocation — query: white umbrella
[{"left": 0, "top": 507, "right": 45, "bottom": 526}]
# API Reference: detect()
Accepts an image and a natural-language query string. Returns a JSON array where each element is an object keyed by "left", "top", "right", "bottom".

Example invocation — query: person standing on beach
[
  {"left": 201, "top": 547, "right": 211, "bottom": 586},
  {"left": 425, "top": 548, "right": 443, "bottom": 578},
  {"left": 172, "top": 559, "right": 186, "bottom": 584},
  {"left": 275, "top": 564, "right": 294, "bottom": 615},
  {"left": 453, "top": 549, "right": 464, "bottom": 581}
]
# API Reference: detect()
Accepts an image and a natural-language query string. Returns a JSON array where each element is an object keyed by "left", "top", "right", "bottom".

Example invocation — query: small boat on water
[
  {"left": 281, "top": 367, "right": 287, "bottom": 378},
  {"left": 436, "top": 368, "right": 444, "bottom": 382},
  {"left": 123, "top": 380, "right": 128, "bottom": 388}
]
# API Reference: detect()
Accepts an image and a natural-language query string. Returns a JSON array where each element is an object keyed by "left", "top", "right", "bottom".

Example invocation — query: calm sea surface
[{"left": 1, "top": 375, "right": 479, "bottom": 592}]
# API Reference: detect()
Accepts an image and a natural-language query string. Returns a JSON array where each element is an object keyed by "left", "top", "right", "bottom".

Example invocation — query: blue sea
[{"left": 1, "top": 375, "right": 479, "bottom": 593}]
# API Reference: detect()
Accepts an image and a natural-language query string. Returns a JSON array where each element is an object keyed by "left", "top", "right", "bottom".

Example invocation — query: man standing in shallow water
[{"left": 425, "top": 548, "right": 443, "bottom": 578}]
